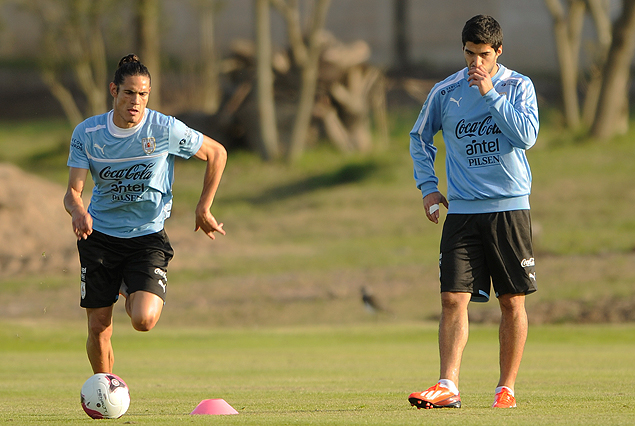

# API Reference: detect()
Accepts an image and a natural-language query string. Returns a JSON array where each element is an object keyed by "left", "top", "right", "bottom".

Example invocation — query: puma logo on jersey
[
  {"left": 450, "top": 97, "right": 462, "bottom": 107},
  {"left": 94, "top": 143, "right": 106, "bottom": 154},
  {"left": 154, "top": 268, "right": 168, "bottom": 293}
]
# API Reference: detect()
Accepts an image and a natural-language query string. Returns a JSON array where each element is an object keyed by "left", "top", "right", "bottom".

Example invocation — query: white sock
[
  {"left": 495, "top": 386, "right": 514, "bottom": 396},
  {"left": 438, "top": 379, "right": 459, "bottom": 395}
]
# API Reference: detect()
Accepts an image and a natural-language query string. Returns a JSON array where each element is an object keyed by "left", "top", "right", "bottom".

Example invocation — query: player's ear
[{"left": 109, "top": 82, "right": 118, "bottom": 98}]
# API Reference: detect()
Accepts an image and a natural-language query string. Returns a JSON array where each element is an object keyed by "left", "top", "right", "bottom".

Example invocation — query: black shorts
[
  {"left": 439, "top": 210, "right": 537, "bottom": 302},
  {"left": 77, "top": 229, "right": 174, "bottom": 309}
]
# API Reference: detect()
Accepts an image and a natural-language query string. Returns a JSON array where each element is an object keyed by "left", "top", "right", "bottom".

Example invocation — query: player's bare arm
[
  {"left": 64, "top": 167, "right": 93, "bottom": 240},
  {"left": 193, "top": 135, "right": 228, "bottom": 239}
]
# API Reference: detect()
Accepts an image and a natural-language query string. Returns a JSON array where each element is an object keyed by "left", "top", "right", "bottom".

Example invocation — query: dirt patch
[
  {"left": 2, "top": 163, "right": 635, "bottom": 326},
  {"left": 0, "top": 163, "right": 77, "bottom": 277},
  {"left": 467, "top": 296, "right": 635, "bottom": 325}
]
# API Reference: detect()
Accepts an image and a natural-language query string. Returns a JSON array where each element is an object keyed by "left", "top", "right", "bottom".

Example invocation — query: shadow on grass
[{"left": 233, "top": 160, "right": 382, "bottom": 205}]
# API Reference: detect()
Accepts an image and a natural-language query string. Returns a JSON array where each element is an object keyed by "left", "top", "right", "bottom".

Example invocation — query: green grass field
[
  {"left": 1, "top": 321, "right": 635, "bottom": 425},
  {"left": 1, "top": 110, "right": 635, "bottom": 424}
]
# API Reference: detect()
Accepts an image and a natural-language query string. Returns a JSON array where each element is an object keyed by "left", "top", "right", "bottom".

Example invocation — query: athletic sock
[
  {"left": 495, "top": 386, "right": 514, "bottom": 396},
  {"left": 438, "top": 379, "right": 459, "bottom": 395}
]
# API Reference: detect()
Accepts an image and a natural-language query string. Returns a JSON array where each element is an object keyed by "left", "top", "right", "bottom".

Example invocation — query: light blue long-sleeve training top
[
  {"left": 410, "top": 63, "right": 539, "bottom": 214},
  {"left": 67, "top": 109, "right": 204, "bottom": 238}
]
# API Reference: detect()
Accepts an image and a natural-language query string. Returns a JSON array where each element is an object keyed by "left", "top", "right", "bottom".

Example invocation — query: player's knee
[
  {"left": 127, "top": 292, "right": 163, "bottom": 331},
  {"left": 130, "top": 313, "right": 159, "bottom": 332},
  {"left": 87, "top": 311, "right": 113, "bottom": 338},
  {"left": 441, "top": 292, "right": 470, "bottom": 311},
  {"left": 498, "top": 293, "right": 526, "bottom": 314}
]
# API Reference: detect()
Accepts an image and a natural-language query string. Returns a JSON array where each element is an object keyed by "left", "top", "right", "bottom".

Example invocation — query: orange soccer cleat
[
  {"left": 492, "top": 387, "right": 517, "bottom": 408},
  {"left": 409, "top": 383, "right": 461, "bottom": 409}
]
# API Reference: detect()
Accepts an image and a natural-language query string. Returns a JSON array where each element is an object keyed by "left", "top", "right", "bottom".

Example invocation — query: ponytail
[{"left": 112, "top": 54, "right": 151, "bottom": 89}]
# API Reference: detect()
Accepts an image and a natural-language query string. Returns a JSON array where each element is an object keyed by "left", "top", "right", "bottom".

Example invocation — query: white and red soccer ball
[{"left": 80, "top": 373, "right": 130, "bottom": 419}]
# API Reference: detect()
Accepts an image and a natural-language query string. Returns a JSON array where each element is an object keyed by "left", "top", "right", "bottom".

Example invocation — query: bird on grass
[{"left": 361, "top": 286, "right": 389, "bottom": 314}]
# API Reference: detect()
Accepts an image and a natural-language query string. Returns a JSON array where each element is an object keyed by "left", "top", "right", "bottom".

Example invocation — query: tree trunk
[
  {"left": 65, "top": 0, "right": 108, "bottom": 116},
  {"left": 41, "top": 69, "right": 84, "bottom": 127},
  {"left": 394, "top": 0, "right": 409, "bottom": 69},
  {"left": 286, "top": 0, "right": 332, "bottom": 162},
  {"left": 137, "top": 0, "right": 161, "bottom": 110},
  {"left": 270, "top": 0, "right": 307, "bottom": 66},
  {"left": 328, "top": 65, "right": 380, "bottom": 152},
  {"left": 200, "top": 3, "right": 221, "bottom": 115},
  {"left": 370, "top": 72, "right": 389, "bottom": 150},
  {"left": 255, "top": 0, "right": 280, "bottom": 160},
  {"left": 591, "top": 0, "right": 635, "bottom": 140},
  {"left": 544, "top": 0, "right": 586, "bottom": 130},
  {"left": 35, "top": 0, "right": 110, "bottom": 124},
  {"left": 582, "top": 0, "right": 612, "bottom": 124}
]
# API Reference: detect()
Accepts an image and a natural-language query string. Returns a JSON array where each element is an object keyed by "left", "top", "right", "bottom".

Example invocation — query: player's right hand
[
  {"left": 72, "top": 210, "right": 93, "bottom": 240},
  {"left": 423, "top": 192, "right": 448, "bottom": 224}
]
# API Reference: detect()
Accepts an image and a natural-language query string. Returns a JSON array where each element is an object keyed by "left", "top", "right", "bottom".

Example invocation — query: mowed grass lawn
[
  {"left": 1, "top": 113, "right": 635, "bottom": 425},
  {"left": 1, "top": 320, "right": 635, "bottom": 425},
  {"left": 3, "top": 111, "right": 633, "bottom": 327}
]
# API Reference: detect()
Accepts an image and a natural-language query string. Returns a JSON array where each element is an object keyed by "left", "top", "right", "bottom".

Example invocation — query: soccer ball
[{"left": 80, "top": 373, "right": 130, "bottom": 419}]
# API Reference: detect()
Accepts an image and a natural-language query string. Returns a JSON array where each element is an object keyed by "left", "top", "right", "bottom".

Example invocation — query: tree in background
[
  {"left": 545, "top": 0, "right": 635, "bottom": 139},
  {"left": 270, "top": 0, "right": 332, "bottom": 162},
  {"left": 182, "top": 0, "right": 224, "bottom": 116},
  {"left": 591, "top": 0, "right": 635, "bottom": 139},
  {"left": 6, "top": 0, "right": 385, "bottom": 160},
  {"left": 255, "top": 0, "right": 387, "bottom": 162},
  {"left": 137, "top": 0, "right": 162, "bottom": 110},
  {"left": 21, "top": 0, "right": 113, "bottom": 127},
  {"left": 544, "top": 0, "right": 610, "bottom": 130},
  {"left": 15, "top": 0, "right": 162, "bottom": 127},
  {"left": 255, "top": 0, "right": 281, "bottom": 160},
  {"left": 199, "top": 1, "right": 222, "bottom": 115},
  {"left": 393, "top": 0, "right": 410, "bottom": 70}
]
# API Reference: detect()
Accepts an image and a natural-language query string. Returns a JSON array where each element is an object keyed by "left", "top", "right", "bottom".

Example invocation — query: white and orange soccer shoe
[
  {"left": 492, "top": 387, "right": 517, "bottom": 408},
  {"left": 409, "top": 383, "right": 461, "bottom": 409}
]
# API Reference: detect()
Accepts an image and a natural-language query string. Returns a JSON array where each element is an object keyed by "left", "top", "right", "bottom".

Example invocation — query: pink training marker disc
[{"left": 190, "top": 399, "right": 239, "bottom": 415}]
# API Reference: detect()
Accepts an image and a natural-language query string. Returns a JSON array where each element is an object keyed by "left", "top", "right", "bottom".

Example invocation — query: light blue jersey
[
  {"left": 67, "top": 109, "right": 204, "bottom": 238},
  {"left": 410, "top": 64, "right": 539, "bottom": 214}
]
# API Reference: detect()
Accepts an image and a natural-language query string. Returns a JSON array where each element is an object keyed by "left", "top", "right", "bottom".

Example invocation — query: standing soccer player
[
  {"left": 408, "top": 15, "right": 538, "bottom": 409},
  {"left": 64, "top": 54, "right": 227, "bottom": 374}
]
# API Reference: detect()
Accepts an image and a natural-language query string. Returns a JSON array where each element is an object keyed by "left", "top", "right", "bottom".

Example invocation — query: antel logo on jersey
[
  {"left": 99, "top": 163, "right": 155, "bottom": 181},
  {"left": 455, "top": 116, "right": 502, "bottom": 139},
  {"left": 457, "top": 117, "right": 503, "bottom": 168}
]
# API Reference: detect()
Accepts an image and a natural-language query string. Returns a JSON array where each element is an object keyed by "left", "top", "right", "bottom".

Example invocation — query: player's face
[
  {"left": 463, "top": 42, "right": 502, "bottom": 76},
  {"left": 109, "top": 75, "right": 151, "bottom": 128}
]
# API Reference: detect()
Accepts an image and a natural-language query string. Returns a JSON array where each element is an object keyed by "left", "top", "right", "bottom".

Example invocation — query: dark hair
[
  {"left": 112, "top": 54, "right": 151, "bottom": 89},
  {"left": 462, "top": 15, "right": 503, "bottom": 51}
]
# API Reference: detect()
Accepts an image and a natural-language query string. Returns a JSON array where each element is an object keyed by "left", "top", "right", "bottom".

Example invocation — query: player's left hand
[
  {"left": 194, "top": 208, "right": 226, "bottom": 240},
  {"left": 467, "top": 65, "right": 494, "bottom": 96}
]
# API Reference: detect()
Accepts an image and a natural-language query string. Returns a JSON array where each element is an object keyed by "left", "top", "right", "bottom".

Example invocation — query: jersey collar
[{"left": 107, "top": 109, "right": 148, "bottom": 138}]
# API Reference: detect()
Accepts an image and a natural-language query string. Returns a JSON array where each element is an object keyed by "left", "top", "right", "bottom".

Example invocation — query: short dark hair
[
  {"left": 112, "top": 54, "right": 151, "bottom": 89},
  {"left": 462, "top": 15, "right": 503, "bottom": 51}
]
